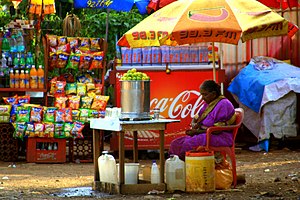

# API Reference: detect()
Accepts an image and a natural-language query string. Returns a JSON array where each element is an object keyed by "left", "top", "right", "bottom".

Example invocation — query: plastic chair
[{"left": 205, "top": 108, "right": 244, "bottom": 188}]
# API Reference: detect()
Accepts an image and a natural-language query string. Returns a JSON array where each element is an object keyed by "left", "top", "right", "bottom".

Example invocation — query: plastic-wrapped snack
[
  {"left": 94, "top": 83, "right": 103, "bottom": 95},
  {"left": 71, "top": 121, "right": 85, "bottom": 139},
  {"left": 86, "top": 83, "right": 95, "bottom": 92},
  {"left": 17, "top": 95, "right": 31, "bottom": 105},
  {"left": 3, "top": 95, "right": 18, "bottom": 105},
  {"left": 65, "top": 108, "right": 72, "bottom": 122},
  {"left": 54, "top": 96, "right": 68, "bottom": 109},
  {"left": 76, "top": 83, "right": 86, "bottom": 96},
  {"left": 57, "top": 43, "right": 71, "bottom": 54},
  {"left": 90, "top": 38, "right": 100, "bottom": 51},
  {"left": 56, "top": 52, "right": 69, "bottom": 69},
  {"left": 16, "top": 106, "right": 31, "bottom": 122},
  {"left": 66, "top": 83, "right": 77, "bottom": 95},
  {"left": 49, "top": 77, "right": 57, "bottom": 95},
  {"left": 54, "top": 81, "right": 66, "bottom": 97},
  {"left": 34, "top": 123, "right": 45, "bottom": 137},
  {"left": 68, "top": 96, "right": 80, "bottom": 110},
  {"left": 49, "top": 52, "right": 57, "bottom": 71},
  {"left": 13, "top": 122, "right": 26, "bottom": 140},
  {"left": 72, "top": 110, "right": 80, "bottom": 121},
  {"left": 47, "top": 35, "right": 58, "bottom": 47},
  {"left": 81, "top": 96, "right": 93, "bottom": 109},
  {"left": 0, "top": 105, "right": 12, "bottom": 123},
  {"left": 10, "top": 104, "right": 21, "bottom": 123},
  {"left": 67, "top": 37, "right": 79, "bottom": 49},
  {"left": 79, "top": 54, "right": 93, "bottom": 70},
  {"left": 64, "top": 122, "right": 74, "bottom": 138},
  {"left": 66, "top": 53, "right": 80, "bottom": 71},
  {"left": 79, "top": 108, "right": 89, "bottom": 122},
  {"left": 25, "top": 122, "right": 35, "bottom": 137},
  {"left": 55, "top": 109, "right": 66, "bottom": 122},
  {"left": 89, "top": 109, "right": 99, "bottom": 118},
  {"left": 43, "top": 107, "right": 57, "bottom": 122},
  {"left": 57, "top": 36, "right": 67, "bottom": 46},
  {"left": 91, "top": 95, "right": 110, "bottom": 111},
  {"left": 90, "top": 51, "right": 104, "bottom": 70},
  {"left": 30, "top": 106, "right": 43, "bottom": 123},
  {"left": 44, "top": 122, "right": 55, "bottom": 138},
  {"left": 54, "top": 123, "right": 65, "bottom": 138},
  {"left": 79, "top": 38, "right": 90, "bottom": 52}
]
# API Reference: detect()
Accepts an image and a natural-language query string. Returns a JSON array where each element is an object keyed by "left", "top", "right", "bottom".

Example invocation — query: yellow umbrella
[{"left": 118, "top": 0, "right": 296, "bottom": 48}]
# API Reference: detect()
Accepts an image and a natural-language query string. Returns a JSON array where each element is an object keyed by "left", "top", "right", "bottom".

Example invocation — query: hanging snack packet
[
  {"left": 13, "top": 122, "right": 26, "bottom": 140},
  {"left": 81, "top": 96, "right": 93, "bottom": 109},
  {"left": 66, "top": 83, "right": 77, "bottom": 95},
  {"left": 94, "top": 83, "right": 103, "bottom": 95},
  {"left": 49, "top": 77, "right": 57, "bottom": 95},
  {"left": 35, "top": 123, "right": 45, "bottom": 137},
  {"left": 43, "top": 107, "right": 57, "bottom": 122},
  {"left": 17, "top": 95, "right": 31, "bottom": 105},
  {"left": 54, "top": 96, "right": 68, "bottom": 109},
  {"left": 0, "top": 105, "right": 12, "bottom": 123},
  {"left": 56, "top": 52, "right": 69, "bottom": 69},
  {"left": 67, "top": 37, "right": 79, "bottom": 49},
  {"left": 49, "top": 52, "right": 57, "bottom": 71},
  {"left": 54, "top": 123, "right": 65, "bottom": 138},
  {"left": 55, "top": 109, "right": 66, "bottom": 122},
  {"left": 57, "top": 36, "right": 67, "bottom": 46},
  {"left": 71, "top": 121, "right": 85, "bottom": 139},
  {"left": 3, "top": 95, "right": 18, "bottom": 105},
  {"left": 79, "top": 38, "right": 90, "bottom": 52},
  {"left": 76, "top": 83, "right": 86, "bottom": 96},
  {"left": 66, "top": 53, "right": 80, "bottom": 71},
  {"left": 64, "top": 122, "right": 74, "bottom": 138},
  {"left": 72, "top": 110, "right": 80, "bottom": 121},
  {"left": 79, "top": 108, "right": 89, "bottom": 122},
  {"left": 47, "top": 35, "right": 58, "bottom": 47},
  {"left": 65, "top": 108, "right": 73, "bottom": 122},
  {"left": 89, "top": 109, "right": 99, "bottom": 118},
  {"left": 10, "top": 104, "right": 21, "bottom": 123},
  {"left": 90, "top": 38, "right": 100, "bottom": 51},
  {"left": 91, "top": 95, "right": 110, "bottom": 111},
  {"left": 30, "top": 106, "right": 43, "bottom": 122},
  {"left": 68, "top": 96, "right": 80, "bottom": 110},
  {"left": 25, "top": 122, "right": 35, "bottom": 137},
  {"left": 16, "top": 106, "right": 31, "bottom": 122},
  {"left": 79, "top": 54, "right": 93, "bottom": 70},
  {"left": 89, "top": 51, "right": 104, "bottom": 70},
  {"left": 86, "top": 83, "right": 95, "bottom": 93},
  {"left": 44, "top": 122, "right": 55, "bottom": 138},
  {"left": 54, "top": 81, "right": 66, "bottom": 97}
]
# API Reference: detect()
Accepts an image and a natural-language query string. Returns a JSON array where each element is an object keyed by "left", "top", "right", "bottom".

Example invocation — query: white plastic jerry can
[
  {"left": 165, "top": 155, "right": 186, "bottom": 191},
  {"left": 98, "top": 152, "right": 118, "bottom": 184}
]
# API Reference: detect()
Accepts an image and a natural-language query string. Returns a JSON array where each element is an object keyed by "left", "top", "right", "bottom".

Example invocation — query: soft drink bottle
[
  {"left": 19, "top": 70, "right": 25, "bottom": 88},
  {"left": 25, "top": 70, "right": 30, "bottom": 89},
  {"left": 9, "top": 69, "right": 14, "bottom": 88},
  {"left": 7, "top": 54, "right": 13, "bottom": 68},
  {"left": 25, "top": 52, "right": 33, "bottom": 70},
  {"left": 14, "top": 70, "right": 20, "bottom": 88},
  {"left": 9, "top": 35, "right": 17, "bottom": 53},
  {"left": 1, "top": 54, "right": 7, "bottom": 68},
  {"left": 13, "top": 53, "right": 20, "bottom": 69},
  {"left": 16, "top": 31, "right": 25, "bottom": 52},
  {"left": 29, "top": 65, "right": 37, "bottom": 89},
  {"left": 19, "top": 54, "right": 25, "bottom": 69},
  {"left": 37, "top": 65, "right": 44, "bottom": 89},
  {"left": 1, "top": 35, "right": 10, "bottom": 52}
]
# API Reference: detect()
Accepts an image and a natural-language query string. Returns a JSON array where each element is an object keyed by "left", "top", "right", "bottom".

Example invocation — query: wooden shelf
[{"left": 0, "top": 88, "right": 47, "bottom": 92}]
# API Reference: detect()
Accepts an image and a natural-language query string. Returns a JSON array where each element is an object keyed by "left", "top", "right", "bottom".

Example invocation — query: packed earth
[{"left": 0, "top": 147, "right": 299, "bottom": 200}]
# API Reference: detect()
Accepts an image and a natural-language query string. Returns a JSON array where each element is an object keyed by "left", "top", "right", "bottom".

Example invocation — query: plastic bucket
[
  {"left": 98, "top": 154, "right": 117, "bottom": 184},
  {"left": 120, "top": 80, "right": 150, "bottom": 119},
  {"left": 116, "top": 163, "right": 140, "bottom": 184},
  {"left": 185, "top": 151, "right": 215, "bottom": 192},
  {"left": 165, "top": 155, "right": 186, "bottom": 192}
]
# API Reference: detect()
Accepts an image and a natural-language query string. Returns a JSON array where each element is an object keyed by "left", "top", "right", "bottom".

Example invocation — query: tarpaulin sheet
[{"left": 228, "top": 56, "right": 300, "bottom": 113}]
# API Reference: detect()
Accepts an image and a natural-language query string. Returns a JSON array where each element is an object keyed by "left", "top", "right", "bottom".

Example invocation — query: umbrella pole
[
  {"left": 212, "top": 42, "right": 216, "bottom": 81},
  {"left": 105, "top": 9, "right": 110, "bottom": 41}
]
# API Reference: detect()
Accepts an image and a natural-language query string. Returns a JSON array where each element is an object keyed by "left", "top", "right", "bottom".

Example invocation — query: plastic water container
[
  {"left": 165, "top": 155, "right": 186, "bottom": 191},
  {"left": 116, "top": 163, "right": 140, "bottom": 184},
  {"left": 185, "top": 151, "right": 215, "bottom": 192},
  {"left": 98, "top": 153, "right": 118, "bottom": 184},
  {"left": 151, "top": 160, "right": 160, "bottom": 184}
]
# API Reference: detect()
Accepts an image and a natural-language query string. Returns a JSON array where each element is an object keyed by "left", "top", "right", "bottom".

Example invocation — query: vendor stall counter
[{"left": 90, "top": 118, "right": 180, "bottom": 194}]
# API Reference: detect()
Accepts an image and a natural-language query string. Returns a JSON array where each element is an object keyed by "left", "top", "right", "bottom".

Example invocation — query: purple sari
[{"left": 169, "top": 98, "right": 235, "bottom": 160}]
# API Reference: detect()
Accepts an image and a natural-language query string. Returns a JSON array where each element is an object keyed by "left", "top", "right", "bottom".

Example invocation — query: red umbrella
[
  {"left": 147, "top": 0, "right": 177, "bottom": 14},
  {"left": 257, "top": 0, "right": 300, "bottom": 10}
]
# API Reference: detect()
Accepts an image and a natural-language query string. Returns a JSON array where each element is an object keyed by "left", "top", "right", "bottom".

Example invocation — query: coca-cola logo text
[{"left": 150, "top": 90, "right": 205, "bottom": 119}]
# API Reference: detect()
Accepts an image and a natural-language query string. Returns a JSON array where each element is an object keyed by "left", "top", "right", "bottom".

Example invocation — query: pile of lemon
[{"left": 120, "top": 68, "right": 150, "bottom": 81}]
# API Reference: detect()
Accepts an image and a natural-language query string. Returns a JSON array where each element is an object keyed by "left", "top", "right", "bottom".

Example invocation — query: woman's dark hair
[{"left": 200, "top": 80, "right": 221, "bottom": 96}]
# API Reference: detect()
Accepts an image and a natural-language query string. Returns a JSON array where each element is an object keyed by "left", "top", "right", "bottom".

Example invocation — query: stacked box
[
  {"left": 121, "top": 47, "right": 132, "bottom": 66},
  {"left": 161, "top": 46, "right": 170, "bottom": 64},
  {"left": 170, "top": 46, "right": 181, "bottom": 63},
  {"left": 180, "top": 46, "right": 190, "bottom": 63},
  {"left": 151, "top": 47, "right": 162, "bottom": 64},
  {"left": 189, "top": 45, "right": 200, "bottom": 64},
  {"left": 142, "top": 47, "right": 152, "bottom": 66},
  {"left": 132, "top": 48, "right": 143, "bottom": 65}
]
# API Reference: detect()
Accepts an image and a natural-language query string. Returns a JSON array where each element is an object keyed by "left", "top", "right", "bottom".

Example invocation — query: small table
[{"left": 90, "top": 118, "right": 180, "bottom": 194}]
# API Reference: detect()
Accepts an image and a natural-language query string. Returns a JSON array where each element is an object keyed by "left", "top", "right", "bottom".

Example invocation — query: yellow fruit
[{"left": 131, "top": 68, "right": 137, "bottom": 73}]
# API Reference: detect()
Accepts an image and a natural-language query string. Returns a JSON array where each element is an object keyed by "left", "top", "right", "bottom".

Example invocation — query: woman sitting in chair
[{"left": 169, "top": 80, "right": 236, "bottom": 161}]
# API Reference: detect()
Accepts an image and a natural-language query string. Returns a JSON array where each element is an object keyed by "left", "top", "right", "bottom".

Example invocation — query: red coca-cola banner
[{"left": 111, "top": 68, "right": 223, "bottom": 150}]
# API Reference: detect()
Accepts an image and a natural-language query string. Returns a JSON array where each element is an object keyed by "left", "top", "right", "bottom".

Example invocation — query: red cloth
[{"left": 258, "top": 0, "right": 300, "bottom": 10}]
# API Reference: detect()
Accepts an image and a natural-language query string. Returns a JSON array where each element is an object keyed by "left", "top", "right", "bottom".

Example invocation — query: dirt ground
[{"left": 0, "top": 146, "right": 299, "bottom": 200}]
